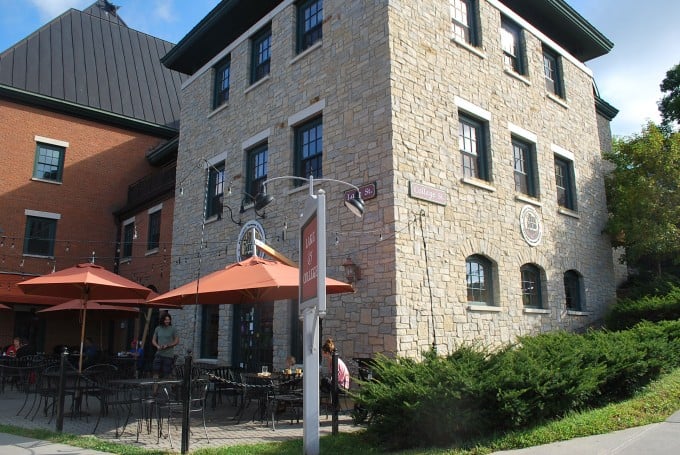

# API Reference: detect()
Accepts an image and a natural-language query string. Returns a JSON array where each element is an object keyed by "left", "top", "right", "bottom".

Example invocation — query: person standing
[{"left": 151, "top": 312, "right": 179, "bottom": 379}]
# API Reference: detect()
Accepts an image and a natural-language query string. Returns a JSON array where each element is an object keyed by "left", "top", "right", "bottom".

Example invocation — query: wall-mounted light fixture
[{"left": 342, "top": 257, "right": 361, "bottom": 284}]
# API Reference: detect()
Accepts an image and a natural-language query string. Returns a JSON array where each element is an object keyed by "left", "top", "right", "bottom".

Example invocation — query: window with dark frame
[
  {"left": 521, "top": 264, "right": 543, "bottom": 308},
  {"left": 147, "top": 210, "right": 161, "bottom": 251},
  {"left": 200, "top": 305, "right": 219, "bottom": 358},
  {"left": 297, "top": 0, "right": 323, "bottom": 53},
  {"left": 501, "top": 18, "right": 524, "bottom": 74},
  {"left": 451, "top": 0, "right": 477, "bottom": 45},
  {"left": 466, "top": 255, "right": 493, "bottom": 305},
  {"left": 23, "top": 216, "right": 57, "bottom": 256},
  {"left": 554, "top": 156, "right": 577, "bottom": 210},
  {"left": 251, "top": 25, "right": 272, "bottom": 84},
  {"left": 206, "top": 162, "right": 225, "bottom": 219},
  {"left": 295, "top": 116, "right": 323, "bottom": 182},
  {"left": 564, "top": 270, "right": 583, "bottom": 311},
  {"left": 459, "top": 113, "right": 489, "bottom": 181},
  {"left": 246, "top": 144, "right": 268, "bottom": 202},
  {"left": 33, "top": 142, "right": 65, "bottom": 182},
  {"left": 512, "top": 138, "right": 538, "bottom": 197},
  {"left": 122, "top": 223, "right": 134, "bottom": 258},
  {"left": 543, "top": 46, "right": 564, "bottom": 98},
  {"left": 213, "top": 56, "right": 231, "bottom": 108}
]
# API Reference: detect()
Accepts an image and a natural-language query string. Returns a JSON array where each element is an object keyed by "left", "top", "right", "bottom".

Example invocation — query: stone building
[{"left": 163, "top": 0, "right": 618, "bottom": 369}]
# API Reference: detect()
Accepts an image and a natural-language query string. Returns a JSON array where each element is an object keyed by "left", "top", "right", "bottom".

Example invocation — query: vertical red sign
[{"left": 301, "top": 213, "right": 318, "bottom": 303}]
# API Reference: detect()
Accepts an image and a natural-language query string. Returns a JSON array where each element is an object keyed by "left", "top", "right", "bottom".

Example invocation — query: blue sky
[{"left": 0, "top": 0, "right": 677, "bottom": 138}]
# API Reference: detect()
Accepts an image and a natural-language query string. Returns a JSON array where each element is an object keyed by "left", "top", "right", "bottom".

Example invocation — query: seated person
[
  {"left": 129, "top": 340, "right": 145, "bottom": 376},
  {"left": 5, "top": 337, "right": 20, "bottom": 357},
  {"left": 83, "top": 337, "right": 99, "bottom": 366},
  {"left": 321, "top": 338, "right": 350, "bottom": 393},
  {"left": 15, "top": 338, "right": 35, "bottom": 358}
]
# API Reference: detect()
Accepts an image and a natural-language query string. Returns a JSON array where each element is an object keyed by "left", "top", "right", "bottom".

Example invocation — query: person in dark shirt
[{"left": 15, "top": 338, "right": 35, "bottom": 358}]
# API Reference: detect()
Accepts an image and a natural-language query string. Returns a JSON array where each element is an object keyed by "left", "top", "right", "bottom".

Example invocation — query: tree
[
  {"left": 604, "top": 123, "right": 680, "bottom": 274},
  {"left": 659, "top": 62, "right": 680, "bottom": 128}
]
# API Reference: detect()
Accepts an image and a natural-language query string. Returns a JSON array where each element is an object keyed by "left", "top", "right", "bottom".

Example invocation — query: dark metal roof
[
  {"left": 162, "top": 0, "right": 283, "bottom": 75},
  {"left": 499, "top": 0, "right": 613, "bottom": 61},
  {"left": 0, "top": 1, "right": 185, "bottom": 130}
]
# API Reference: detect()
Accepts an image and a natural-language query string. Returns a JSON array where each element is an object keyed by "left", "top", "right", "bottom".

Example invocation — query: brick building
[
  {"left": 0, "top": 1, "right": 183, "bottom": 354},
  {"left": 162, "top": 0, "right": 619, "bottom": 369}
]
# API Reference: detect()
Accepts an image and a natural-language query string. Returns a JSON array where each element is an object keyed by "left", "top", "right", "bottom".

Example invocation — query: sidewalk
[
  {"left": 492, "top": 410, "right": 680, "bottom": 455},
  {"left": 0, "top": 433, "right": 111, "bottom": 455}
]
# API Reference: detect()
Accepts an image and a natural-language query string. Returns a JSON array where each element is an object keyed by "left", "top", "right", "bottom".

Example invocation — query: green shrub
[{"left": 605, "top": 286, "right": 680, "bottom": 330}]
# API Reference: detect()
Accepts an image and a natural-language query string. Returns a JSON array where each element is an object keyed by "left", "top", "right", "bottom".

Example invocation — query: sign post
[{"left": 300, "top": 184, "right": 326, "bottom": 455}]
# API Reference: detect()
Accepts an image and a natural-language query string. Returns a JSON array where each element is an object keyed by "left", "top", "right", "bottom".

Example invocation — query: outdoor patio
[{"left": 0, "top": 376, "right": 361, "bottom": 452}]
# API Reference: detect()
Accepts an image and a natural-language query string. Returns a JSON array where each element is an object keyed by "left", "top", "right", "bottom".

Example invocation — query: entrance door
[{"left": 231, "top": 302, "right": 273, "bottom": 372}]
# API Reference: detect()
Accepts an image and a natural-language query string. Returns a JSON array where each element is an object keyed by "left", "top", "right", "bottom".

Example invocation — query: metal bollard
[
  {"left": 56, "top": 347, "right": 68, "bottom": 432},
  {"left": 331, "top": 349, "right": 339, "bottom": 435},
  {"left": 181, "top": 351, "right": 193, "bottom": 454}
]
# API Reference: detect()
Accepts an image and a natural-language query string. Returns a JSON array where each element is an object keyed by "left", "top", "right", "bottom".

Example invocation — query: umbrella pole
[{"left": 79, "top": 297, "right": 89, "bottom": 372}]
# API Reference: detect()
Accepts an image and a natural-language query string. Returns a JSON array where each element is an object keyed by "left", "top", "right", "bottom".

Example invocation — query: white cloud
[
  {"left": 153, "top": 0, "right": 177, "bottom": 23},
  {"left": 28, "top": 0, "right": 89, "bottom": 21}
]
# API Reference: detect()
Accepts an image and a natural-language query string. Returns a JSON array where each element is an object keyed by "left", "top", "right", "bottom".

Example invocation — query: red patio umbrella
[
  {"left": 18, "top": 263, "right": 152, "bottom": 371},
  {"left": 148, "top": 256, "right": 354, "bottom": 306},
  {"left": 36, "top": 299, "right": 140, "bottom": 319}
]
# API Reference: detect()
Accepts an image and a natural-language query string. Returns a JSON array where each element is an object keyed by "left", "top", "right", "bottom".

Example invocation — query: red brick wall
[{"left": 0, "top": 100, "right": 167, "bottom": 277}]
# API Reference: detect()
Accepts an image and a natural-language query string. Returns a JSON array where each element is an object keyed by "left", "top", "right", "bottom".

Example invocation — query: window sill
[
  {"left": 145, "top": 248, "right": 159, "bottom": 257},
  {"left": 503, "top": 68, "right": 531, "bottom": 86},
  {"left": 557, "top": 207, "right": 580, "bottom": 219},
  {"left": 119, "top": 257, "right": 132, "bottom": 265},
  {"left": 466, "top": 304, "right": 502, "bottom": 313},
  {"left": 204, "top": 215, "right": 220, "bottom": 225},
  {"left": 208, "top": 101, "right": 229, "bottom": 119},
  {"left": 515, "top": 194, "right": 542, "bottom": 207},
  {"left": 461, "top": 177, "right": 496, "bottom": 192},
  {"left": 23, "top": 253, "right": 54, "bottom": 259},
  {"left": 244, "top": 75, "right": 271, "bottom": 95},
  {"left": 451, "top": 38, "right": 486, "bottom": 59},
  {"left": 290, "top": 41, "right": 322, "bottom": 65},
  {"left": 524, "top": 308, "right": 550, "bottom": 314},
  {"left": 566, "top": 310, "right": 590, "bottom": 316},
  {"left": 546, "top": 92, "right": 568, "bottom": 109},
  {"left": 31, "top": 177, "right": 62, "bottom": 185}
]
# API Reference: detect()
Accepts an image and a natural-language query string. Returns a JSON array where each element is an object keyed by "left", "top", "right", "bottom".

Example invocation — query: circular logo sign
[
  {"left": 236, "top": 220, "right": 266, "bottom": 261},
  {"left": 519, "top": 205, "right": 542, "bottom": 246}
]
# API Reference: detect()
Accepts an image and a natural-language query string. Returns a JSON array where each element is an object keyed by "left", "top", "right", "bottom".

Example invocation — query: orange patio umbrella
[
  {"left": 148, "top": 255, "right": 354, "bottom": 306},
  {"left": 18, "top": 263, "right": 152, "bottom": 371},
  {"left": 36, "top": 299, "right": 140, "bottom": 319}
]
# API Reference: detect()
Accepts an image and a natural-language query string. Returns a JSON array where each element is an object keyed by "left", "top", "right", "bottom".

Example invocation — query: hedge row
[
  {"left": 605, "top": 285, "right": 680, "bottom": 330},
  {"left": 354, "top": 320, "right": 680, "bottom": 450}
]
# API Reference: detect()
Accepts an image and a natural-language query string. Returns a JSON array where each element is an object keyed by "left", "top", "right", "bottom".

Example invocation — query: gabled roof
[{"left": 0, "top": 1, "right": 185, "bottom": 132}]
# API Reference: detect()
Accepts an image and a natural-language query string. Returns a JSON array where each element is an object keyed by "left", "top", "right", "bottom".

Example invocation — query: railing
[{"left": 126, "top": 164, "right": 176, "bottom": 208}]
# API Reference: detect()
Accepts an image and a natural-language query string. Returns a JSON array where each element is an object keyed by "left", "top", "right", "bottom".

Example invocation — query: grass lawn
[{"left": 2, "top": 367, "right": 680, "bottom": 454}]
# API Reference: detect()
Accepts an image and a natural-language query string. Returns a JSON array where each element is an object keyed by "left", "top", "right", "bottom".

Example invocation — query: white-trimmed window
[
  {"left": 213, "top": 55, "right": 231, "bottom": 108},
  {"left": 450, "top": 0, "right": 478, "bottom": 45},
  {"left": 564, "top": 270, "right": 584, "bottom": 311},
  {"left": 512, "top": 137, "right": 538, "bottom": 197},
  {"left": 122, "top": 217, "right": 135, "bottom": 258},
  {"left": 33, "top": 137, "right": 67, "bottom": 182},
  {"left": 501, "top": 17, "right": 524, "bottom": 74},
  {"left": 521, "top": 263, "right": 543, "bottom": 308},
  {"left": 251, "top": 24, "right": 272, "bottom": 84},
  {"left": 554, "top": 155, "right": 576, "bottom": 210},
  {"left": 543, "top": 45, "right": 564, "bottom": 98},
  {"left": 466, "top": 254, "right": 494, "bottom": 305},
  {"left": 459, "top": 113, "right": 490, "bottom": 181},
  {"left": 297, "top": 0, "right": 323, "bottom": 53},
  {"left": 147, "top": 204, "right": 162, "bottom": 251},
  {"left": 23, "top": 210, "right": 60, "bottom": 257}
]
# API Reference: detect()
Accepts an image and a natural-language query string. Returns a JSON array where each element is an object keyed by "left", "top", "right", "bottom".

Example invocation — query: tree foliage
[
  {"left": 604, "top": 123, "right": 680, "bottom": 272},
  {"left": 659, "top": 62, "right": 680, "bottom": 128}
]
